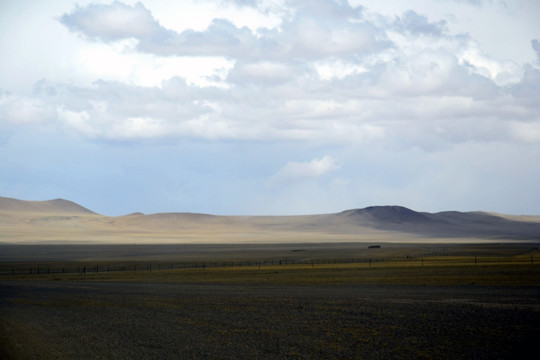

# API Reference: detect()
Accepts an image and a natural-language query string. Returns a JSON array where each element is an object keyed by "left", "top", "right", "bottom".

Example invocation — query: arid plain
[{"left": 1, "top": 196, "right": 539, "bottom": 359}]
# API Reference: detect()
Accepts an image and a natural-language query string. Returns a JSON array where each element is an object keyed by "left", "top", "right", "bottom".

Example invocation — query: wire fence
[
  {"left": 0, "top": 256, "right": 382, "bottom": 276},
  {"left": 0, "top": 253, "right": 536, "bottom": 277}
]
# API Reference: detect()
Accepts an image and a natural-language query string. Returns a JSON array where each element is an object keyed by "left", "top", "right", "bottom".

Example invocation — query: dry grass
[{"left": 4, "top": 254, "right": 538, "bottom": 287}]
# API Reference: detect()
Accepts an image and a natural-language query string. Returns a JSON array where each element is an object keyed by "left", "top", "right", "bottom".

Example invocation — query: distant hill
[
  {"left": 1, "top": 197, "right": 539, "bottom": 244},
  {"left": 0, "top": 196, "right": 96, "bottom": 215},
  {"left": 339, "top": 205, "right": 540, "bottom": 239},
  {"left": 341, "top": 206, "right": 433, "bottom": 224}
]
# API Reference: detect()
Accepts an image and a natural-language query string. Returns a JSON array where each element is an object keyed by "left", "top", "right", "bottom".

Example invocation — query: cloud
[
  {"left": 0, "top": 92, "right": 54, "bottom": 125},
  {"left": 509, "top": 121, "right": 540, "bottom": 143},
  {"left": 61, "top": 3, "right": 259, "bottom": 57},
  {"left": 60, "top": 2, "right": 165, "bottom": 41},
  {"left": 440, "top": 0, "right": 482, "bottom": 5},
  {"left": 227, "top": 61, "right": 300, "bottom": 85},
  {"left": 266, "top": 155, "right": 340, "bottom": 189},
  {"left": 0, "top": 0, "right": 527, "bottom": 150},
  {"left": 219, "top": 0, "right": 260, "bottom": 7},
  {"left": 393, "top": 10, "right": 447, "bottom": 36},
  {"left": 59, "top": 1, "right": 390, "bottom": 60},
  {"left": 532, "top": 39, "right": 540, "bottom": 62}
]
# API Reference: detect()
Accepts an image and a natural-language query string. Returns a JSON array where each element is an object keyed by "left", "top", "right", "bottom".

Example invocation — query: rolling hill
[
  {"left": 0, "top": 196, "right": 96, "bottom": 214},
  {"left": 1, "top": 196, "right": 539, "bottom": 244}
]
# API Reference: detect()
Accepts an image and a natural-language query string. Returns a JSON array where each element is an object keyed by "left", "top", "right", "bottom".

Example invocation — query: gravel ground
[{"left": 1, "top": 281, "right": 539, "bottom": 359}]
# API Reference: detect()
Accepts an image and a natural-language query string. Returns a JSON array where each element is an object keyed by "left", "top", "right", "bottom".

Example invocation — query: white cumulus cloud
[{"left": 267, "top": 155, "right": 341, "bottom": 189}]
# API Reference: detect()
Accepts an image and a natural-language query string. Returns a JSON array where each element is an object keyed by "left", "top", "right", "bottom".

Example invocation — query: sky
[{"left": 1, "top": 0, "right": 539, "bottom": 216}]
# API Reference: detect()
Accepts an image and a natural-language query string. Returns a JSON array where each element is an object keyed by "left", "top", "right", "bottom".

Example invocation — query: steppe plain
[{"left": 1, "top": 196, "right": 539, "bottom": 359}]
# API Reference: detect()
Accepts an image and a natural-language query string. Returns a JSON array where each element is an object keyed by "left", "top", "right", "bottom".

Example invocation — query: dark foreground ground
[{"left": 1, "top": 280, "right": 539, "bottom": 360}]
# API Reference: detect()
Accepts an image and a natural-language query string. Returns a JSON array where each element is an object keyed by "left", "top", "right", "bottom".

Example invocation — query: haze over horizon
[{"left": 1, "top": 0, "right": 539, "bottom": 217}]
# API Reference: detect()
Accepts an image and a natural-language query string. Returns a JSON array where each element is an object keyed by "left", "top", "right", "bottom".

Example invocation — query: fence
[
  {"left": 1, "top": 255, "right": 394, "bottom": 276},
  {"left": 0, "top": 253, "right": 536, "bottom": 277}
]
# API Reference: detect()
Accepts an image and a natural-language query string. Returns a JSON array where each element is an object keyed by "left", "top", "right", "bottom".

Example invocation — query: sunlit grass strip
[{"left": 4, "top": 257, "right": 539, "bottom": 287}]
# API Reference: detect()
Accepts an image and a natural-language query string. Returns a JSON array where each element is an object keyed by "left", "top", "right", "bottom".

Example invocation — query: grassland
[
  {"left": 1, "top": 242, "right": 538, "bottom": 286},
  {"left": 1, "top": 242, "right": 539, "bottom": 359},
  {"left": 3, "top": 256, "right": 539, "bottom": 287}
]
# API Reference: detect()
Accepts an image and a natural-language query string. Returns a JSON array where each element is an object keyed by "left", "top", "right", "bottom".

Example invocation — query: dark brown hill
[
  {"left": 340, "top": 206, "right": 540, "bottom": 239},
  {"left": 341, "top": 206, "right": 433, "bottom": 224}
]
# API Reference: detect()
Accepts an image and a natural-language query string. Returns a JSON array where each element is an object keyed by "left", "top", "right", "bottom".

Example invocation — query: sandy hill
[
  {"left": 1, "top": 197, "right": 539, "bottom": 244},
  {"left": 0, "top": 196, "right": 96, "bottom": 215}
]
